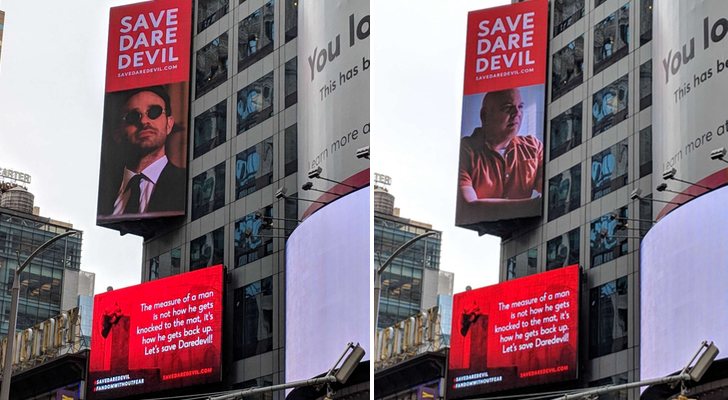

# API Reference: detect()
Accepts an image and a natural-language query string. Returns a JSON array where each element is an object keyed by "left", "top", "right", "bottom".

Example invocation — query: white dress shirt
[{"left": 112, "top": 156, "right": 169, "bottom": 215}]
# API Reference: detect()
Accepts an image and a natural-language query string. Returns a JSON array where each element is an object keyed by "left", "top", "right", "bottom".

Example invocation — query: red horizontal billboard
[
  {"left": 448, "top": 265, "right": 579, "bottom": 399},
  {"left": 96, "top": 0, "right": 191, "bottom": 231},
  {"left": 88, "top": 265, "right": 223, "bottom": 399}
]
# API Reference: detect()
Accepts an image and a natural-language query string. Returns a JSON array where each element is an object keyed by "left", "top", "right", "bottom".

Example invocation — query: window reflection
[
  {"left": 550, "top": 103, "right": 582, "bottom": 160},
  {"left": 589, "top": 277, "right": 628, "bottom": 358},
  {"left": 238, "top": 1, "right": 275, "bottom": 72},
  {"left": 234, "top": 206, "right": 274, "bottom": 268},
  {"left": 284, "top": 58, "right": 297, "bottom": 108},
  {"left": 639, "top": 127, "right": 652, "bottom": 178},
  {"left": 148, "top": 247, "right": 181, "bottom": 281},
  {"left": 237, "top": 72, "right": 274, "bottom": 134},
  {"left": 593, "top": 4, "right": 630, "bottom": 74},
  {"left": 194, "top": 100, "right": 226, "bottom": 159},
  {"left": 196, "top": 33, "right": 228, "bottom": 99},
  {"left": 590, "top": 207, "right": 628, "bottom": 268},
  {"left": 640, "top": 0, "right": 653, "bottom": 45},
  {"left": 506, "top": 248, "right": 537, "bottom": 280},
  {"left": 552, "top": 36, "right": 584, "bottom": 100},
  {"left": 546, "top": 228, "right": 580, "bottom": 270},
  {"left": 548, "top": 163, "right": 581, "bottom": 221},
  {"left": 592, "top": 74, "right": 628, "bottom": 136},
  {"left": 233, "top": 277, "right": 273, "bottom": 359},
  {"left": 192, "top": 162, "right": 226, "bottom": 221},
  {"left": 591, "top": 139, "right": 628, "bottom": 201},
  {"left": 190, "top": 227, "right": 224, "bottom": 271},
  {"left": 285, "top": 0, "right": 298, "bottom": 42},
  {"left": 553, "top": 0, "right": 584, "bottom": 36},
  {"left": 640, "top": 60, "right": 652, "bottom": 110},
  {"left": 236, "top": 139, "right": 274, "bottom": 200},
  {"left": 197, "top": 0, "right": 229, "bottom": 33}
]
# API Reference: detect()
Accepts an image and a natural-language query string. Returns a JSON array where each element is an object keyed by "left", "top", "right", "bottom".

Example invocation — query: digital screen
[
  {"left": 455, "top": 0, "right": 548, "bottom": 237},
  {"left": 447, "top": 265, "right": 579, "bottom": 399},
  {"left": 88, "top": 265, "right": 223, "bottom": 399},
  {"left": 641, "top": 186, "right": 728, "bottom": 381},
  {"left": 96, "top": 0, "right": 191, "bottom": 231},
  {"left": 285, "top": 187, "right": 370, "bottom": 384}
]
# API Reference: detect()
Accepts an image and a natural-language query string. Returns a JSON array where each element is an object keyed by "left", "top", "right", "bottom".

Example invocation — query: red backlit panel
[
  {"left": 88, "top": 265, "right": 223, "bottom": 399},
  {"left": 448, "top": 265, "right": 579, "bottom": 398}
]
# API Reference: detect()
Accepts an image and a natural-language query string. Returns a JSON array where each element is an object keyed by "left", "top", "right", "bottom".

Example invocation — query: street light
[
  {"left": 0, "top": 229, "right": 79, "bottom": 400},
  {"left": 373, "top": 231, "right": 439, "bottom": 335}
]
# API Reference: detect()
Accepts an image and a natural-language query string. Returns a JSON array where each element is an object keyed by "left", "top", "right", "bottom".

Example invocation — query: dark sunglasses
[{"left": 122, "top": 105, "right": 166, "bottom": 125}]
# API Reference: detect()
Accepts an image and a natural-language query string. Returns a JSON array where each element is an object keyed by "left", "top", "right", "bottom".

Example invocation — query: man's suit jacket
[{"left": 97, "top": 162, "right": 187, "bottom": 217}]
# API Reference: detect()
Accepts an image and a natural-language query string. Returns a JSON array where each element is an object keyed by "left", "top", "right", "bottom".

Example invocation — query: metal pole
[
  {"left": 0, "top": 230, "right": 78, "bottom": 400},
  {"left": 208, "top": 375, "right": 338, "bottom": 400},
  {"left": 553, "top": 373, "right": 692, "bottom": 400},
  {"left": 374, "top": 231, "right": 438, "bottom": 335}
]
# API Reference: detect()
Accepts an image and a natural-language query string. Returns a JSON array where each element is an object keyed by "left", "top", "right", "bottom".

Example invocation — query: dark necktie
[{"left": 124, "top": 174, "right": 145, "bottom": 214}]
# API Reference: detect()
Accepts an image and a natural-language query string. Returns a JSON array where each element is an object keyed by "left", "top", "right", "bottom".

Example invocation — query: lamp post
[
  {"left": 373, "top": 231, "right": 439, "bottom": 335},
  {"left": 0, "top": 229, "right": 78, "bottom": 400}
]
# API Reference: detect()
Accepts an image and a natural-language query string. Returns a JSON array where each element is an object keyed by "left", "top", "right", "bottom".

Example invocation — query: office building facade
[
  {"left": 498, "top": 0, "right": 653, "bottom": 398},
  {"left": 0, "top": 185, "right": 83, "bottom": 338},
  {"left": 374, "top": 184, "right": 445, "bottom": 330}
]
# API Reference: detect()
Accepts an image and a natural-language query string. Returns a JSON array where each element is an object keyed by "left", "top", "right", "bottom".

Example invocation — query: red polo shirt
[{"left": 459, "top": 132, "right": 543, "bottom": 199}]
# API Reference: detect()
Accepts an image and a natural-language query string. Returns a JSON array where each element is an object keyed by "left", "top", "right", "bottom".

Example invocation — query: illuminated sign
[
  {"left": 447, "top": 265, "right": 579, "bottom": 399},
  {"left": 374, "top": 305, "right": 445, "bottom": 370},
  {"left": 0, "top": 308, "right": 82, "bottom": 373},
  {"left": 96, "top": 0, "right": 191, "bottom": 230},
  {"left": 0, "top": 167, "right": 31, "bottom": 184},
  {"left": 88, "top": 265, "right": 223, "bottom": 399},
  {"left": 455, "top": 0, "right": 548, "bottom": 237}
]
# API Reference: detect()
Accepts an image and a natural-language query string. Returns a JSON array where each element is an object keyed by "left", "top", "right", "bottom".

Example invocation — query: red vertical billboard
[
  {"left": 96, "top": 0, "right": 191, "bottom": 230},
  {"left": 447, "top": 265, "right": 579, "bottom": 399},
  {"left": 455, "top": 0, "right": 548, "bottom": 237},
  {"left": 88, "top": 265, "right": 223, "bottom": 399}
]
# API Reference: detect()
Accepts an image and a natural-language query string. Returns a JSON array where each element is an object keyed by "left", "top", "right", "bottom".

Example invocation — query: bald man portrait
[{"left": 457, "top": 88, "right": 544, "bottom": 222}]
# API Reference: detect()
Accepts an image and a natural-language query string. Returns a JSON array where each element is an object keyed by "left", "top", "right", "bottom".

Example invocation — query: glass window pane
[
  {"left": 236, "top": 139, "right": 274, "bottom": 199},
  {"left": 590, "top": 207, "right": 628, "bottom": 268},
  {"left": 592, "top": 74, "right": 629, "bottom": 136},
  {"left": 238, "top": 1, "right": 275, "bottom": 72},
  {"left": 196, "top": 32, "right": 229, "bottom": 99},
  {"left": 548, "top": 163, "right": 581, "bottom": 221},
  {"left": 198, "top": 0, "right": 229, "bottom": 33},
  {"left": 553, "top": 0, "right": 585, "bottom": 37},
  {"left": 552, "top": 36, "right": 584, "bottom": 100},
  {"left": 237, "top": 72, "right": 274, "bottom": 134},
  {"left": 593, "top": 4, "right": 630, "bottom": 74},
  {"left": 640, "top": 0, "right": 653, "bottom": 45},
  {"left": 639, "top": 126, "right": 652, "bottom": 178},
  {"left": 546, "top": 227, "right": 580, "bottom": 270},
  {"left": 284, "top": 125, "right": 298, "bottom": 177},
  {"left": 190, "top": 227, "right": 225, "bottom": 271},
  {"left": 284, "top": 57, "right": 297, "bottom": 108},
  {"left": 285, "top": 0, "right": 298, "bottom": 42},
  {"left": 591, "top": 139, "right": 628, "bottom": 201},
  {"left": 640, "top": 60, "right": 652, "bottom": 110},
  {"left": 589, "top": 277, "right": 628, "bottom": 358},
  {"left": 233, "top": 277, "right": 273, "bottom": 359},
  {"left": 192, "top": 162, "right": 226, "bottom": 220},
  {"left": 550, "top": 103, "right": 582, "bottom": 160},
  {"left": 234, "top": 206, "right": 274, "bottom": 268},
  {"left": 194, "top": 100, "right": 227, "bottom": 158}
]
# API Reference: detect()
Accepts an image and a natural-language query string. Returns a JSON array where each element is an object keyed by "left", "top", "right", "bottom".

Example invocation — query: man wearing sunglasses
[{"left": 99, "top": 85, "right": 186, "bottom": 218}]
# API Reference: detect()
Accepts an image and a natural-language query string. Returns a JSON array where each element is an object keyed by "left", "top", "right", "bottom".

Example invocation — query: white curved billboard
[
  {"left": 641, "top": 186, "right": 728, "bottom": 380},
  {"left": 653, "top": 1, "right": 728, "bottom": 219}
]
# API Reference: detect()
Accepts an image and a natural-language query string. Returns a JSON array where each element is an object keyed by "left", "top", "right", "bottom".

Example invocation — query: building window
[
  {"left": 148, "top": 247, "right": 181, "bottom": 281},
  {"left": 546, "top": 228, "right": 580, "bottom": 270},
  {"left": 640, "top": 0, "right": 653, "bottom": 45},
  {"left": 640, "top": 60, "right": 652, "bottom": 110},
  {"left": 233, "top": 277, "right": 273, "bottom": 359},
  {"left": 590, "top": 207, "right": 628, "bottom": 268},
  {"left": 589, "top": 276, "right": 628, "bottom": 358},
  {"left": 639, "top": 126, "right": 652, "bottom": 178},
  {"left": 506, "top": 248, "right": 537, "bottom": 280},
  {"left": 194, "top": 100, "right": 227, "bottom": 159},
  {"left": 192, "top": 162, "right": 226, "bottom": 221},
  {"left": 591, "top": 139, "right": 628, "bottom": 201},
  {"left": 284, "top": 124, "right": 298, "bottom": 177},
  {"left": 550, "top": 103, "right": 582, "bottom": 160},
  {"left": 590, "top": 373, "right": 628, "bottom": 400},
  {"left": 238, "top": 1, "right": 275, "bottom": 72},
  {"left": 236, "top": 139, "right": 274, "bottom": 200},
  {"left": 552, "top": 36, "right": 584, "bottom": 100},
  {"left": 548, "top": 163, "right": 581, "bottom": 221},
  {"left": 285, "top": 0, "right": 298, "bottom": 42},
  {"left": 595, "top": 0, "right": 607, "bottom": 8},
  {"left": 284, "top": 57, "right": 297, "bottom": 108},
  {"left": 197, "top": 0, "right": 229, "bottom": 33},
  {"left": 593, "top": 4, "right": 630, "bottom": 75},
  {"left": 190, "top": 227, "right": 224, "bottom": 271},
  {"left": 237, "top": 72, "right": 274, "bottom": 134},
  {"left": 592, "top": 74, "right": 628, "bottom": 136},
  {"left": 234, "top": 206, "right": 274, "bottom": 268},
  {"left": 284, "top": 194, "right": 298, "bottom": 237},
  {"left": 639, "top": 194, "right": 653, "bottom": 240},
  {"left": 553, "top": 0, "right": 584, "bottom": 37},
  {"left": 196, "top": 33, "right": 229, "bottom": 99}
]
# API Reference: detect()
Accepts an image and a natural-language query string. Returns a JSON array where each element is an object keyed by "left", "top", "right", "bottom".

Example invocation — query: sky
[
  {"left": 0, "top": 0, "right": 142, "bottom": 293},
  {"left": 373, "top": 0, "right": 509, "bottom": 292},
  {"left": 0, "top": 0, "right": 508, "bottom": 297}
]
